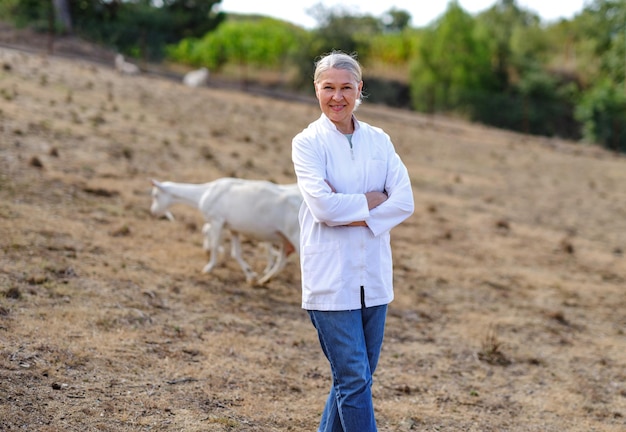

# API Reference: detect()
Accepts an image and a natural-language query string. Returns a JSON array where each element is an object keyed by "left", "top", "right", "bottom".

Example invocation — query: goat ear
[{"left": 151, "top": 179, "right": 162, "bottom": 188}]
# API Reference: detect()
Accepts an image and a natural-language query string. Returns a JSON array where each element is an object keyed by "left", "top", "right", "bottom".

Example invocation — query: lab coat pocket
[{"left": 302, "top": 241, "right": 342, "bottom": 295}]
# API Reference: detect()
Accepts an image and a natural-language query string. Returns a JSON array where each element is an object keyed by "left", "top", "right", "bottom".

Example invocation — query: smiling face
[{"left": 314, "top": 67, "right": 363, "bottom": 134}]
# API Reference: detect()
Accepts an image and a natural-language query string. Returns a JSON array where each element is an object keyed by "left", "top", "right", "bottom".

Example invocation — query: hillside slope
[{"left": 1, "top": 45, "right": 625, "bottom": 431}]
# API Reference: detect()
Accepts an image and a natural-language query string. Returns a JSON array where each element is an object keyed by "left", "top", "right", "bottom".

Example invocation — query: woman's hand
[{"left": 365, "top": 191, "right": 387, "bottom": 210}]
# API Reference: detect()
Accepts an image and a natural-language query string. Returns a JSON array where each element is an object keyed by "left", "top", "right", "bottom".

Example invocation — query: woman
[{"left": 291, "top": 51, "right": 414, "bottom": 432}]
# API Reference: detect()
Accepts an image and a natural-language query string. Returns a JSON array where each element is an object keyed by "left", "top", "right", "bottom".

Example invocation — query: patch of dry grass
[{"left": 0, "top": 36, "right": 625, "bottom": 431}]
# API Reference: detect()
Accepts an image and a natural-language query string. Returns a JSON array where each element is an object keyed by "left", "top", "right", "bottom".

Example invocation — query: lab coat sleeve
[
  {"left": 365, "top": 145, "right": 415, "bottom": 237},
  {"left": 292, "top": 134, "right": 370, "bottom": 225}
]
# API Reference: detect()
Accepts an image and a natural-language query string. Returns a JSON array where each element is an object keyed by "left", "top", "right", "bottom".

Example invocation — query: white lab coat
[{"left": 292, "top": 114, "right": 414, "bottom": 311}]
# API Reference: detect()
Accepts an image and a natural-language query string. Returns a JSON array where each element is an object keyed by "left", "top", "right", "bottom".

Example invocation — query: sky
[{"left": 218, "top": 0, "right": 588, "bottom": 29}]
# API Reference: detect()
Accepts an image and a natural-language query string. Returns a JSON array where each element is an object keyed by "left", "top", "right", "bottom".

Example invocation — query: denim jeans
[{"left": 308, "top": 304, "right": 388, "bottom": 432}]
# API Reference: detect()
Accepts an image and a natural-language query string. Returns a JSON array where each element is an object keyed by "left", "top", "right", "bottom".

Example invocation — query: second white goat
[
  {"left": 183, "top": 67, "right": 209, "bottom": 87},
  {"left": 114, "top": 54, "right": 140, "bottom": 75}
]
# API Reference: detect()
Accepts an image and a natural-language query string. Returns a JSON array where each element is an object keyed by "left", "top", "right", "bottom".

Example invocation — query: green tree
[
  {"left": 1, "top": 0, "right": 225, "bottom": 60},
  {"left": 560, "top": 0, "right": 626, "bottom": 149},
  {"left": 574, "top": 0, "right": 626, "bottom": 86},
  {"left": 381, "top": 7, "right": 411, "bottom": 33},
  {"left": 409, "top": 1, "right": 492, "bottom": 113},
  {"left": 475, "top": 0, "right": 542, "bottom": 90},
  {"left": 291, "top": 3, "right": 385, "bottom": 92},
  {"left": 306, "top": 3, "right": 380, "bottom": 57},
  {"left": 576, "top": 78, "right": 626, "bottom": 151},
  {"left": 0, "top": 0, "right": 53, "bottom": 32}
]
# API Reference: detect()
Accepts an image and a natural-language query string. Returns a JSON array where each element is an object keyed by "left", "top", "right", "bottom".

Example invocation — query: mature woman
[{"left": 291, "top": 51, "right": 415, "bottom": 432}]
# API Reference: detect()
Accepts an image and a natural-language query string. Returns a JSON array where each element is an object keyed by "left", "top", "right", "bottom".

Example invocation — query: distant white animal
[
  {"left": 115, "top": 54, "right": 140, "bottom": 75},
  {"left": 183, "top": 67, "right": 209, "bottom": 87},
  {"left": 150, "top": 178, "right": 302, "bottom": 285}
]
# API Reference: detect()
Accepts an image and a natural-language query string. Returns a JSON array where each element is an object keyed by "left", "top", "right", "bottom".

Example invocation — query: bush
[
  {"left": 167, "top": 18, "right": 307, "bottom": 71},
  {"left": 575, "top": 79, "right": 626, "bottom": 152}
]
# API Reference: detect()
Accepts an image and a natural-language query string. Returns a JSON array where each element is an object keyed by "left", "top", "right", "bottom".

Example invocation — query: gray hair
[{"left": 314, "top": 51, "right": 364, "bottom": 108}]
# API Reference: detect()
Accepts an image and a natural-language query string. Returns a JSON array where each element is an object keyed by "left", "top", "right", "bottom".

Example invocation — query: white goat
[
  {"left": 115, "top": 54, "right": 140, "bottom": 75},
  {"left": 150, "top": 178, "right": 301, "bottom": 285},
  {"left": 198, "top": 178, "right": 301, "bottom": 284},
  {"left": 183, "top": 67, "right": 209, "bottom": 87}
]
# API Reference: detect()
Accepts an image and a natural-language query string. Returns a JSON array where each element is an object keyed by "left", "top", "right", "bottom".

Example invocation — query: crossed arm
[{"left": 325, "top": 180, "right": 388, "bottom": 227}]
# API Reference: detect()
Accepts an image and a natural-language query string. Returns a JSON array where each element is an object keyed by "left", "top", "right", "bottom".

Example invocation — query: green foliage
[
  {"left": 574, "top": 0, "right": 626, "bottom": 85},
  {"left": 455, "top": 1, "right": 579, "bottom": 137},
  {"left": 1, "top": 0, "right": 225, "bottom": 60},
  {"left": 167, "top": 18, "right": 307, "bottom": 71},
  {"left": 575, "top": 79, "right": 626, "bottom": 151},
  {"left": 0, "top": 0, "right": 53, "bottom": 32},
  {"left": 509, "top": 21, "right": 550, "bottom": 73},
  {"left": 162, "top": 0, "right": 224, "bottom": 40},
  {"left": 0, "top": 0, "right": 17, "bottom": 18},
  {"left": 369, "top": 29, "right": 419, "bottom": 66},
  {"left": 307, "top": 6, "right": 380, "bottom": 60},
  {"left": 289, "top": 5, "right": 387, "bottom": 92},
  {"left": 3, "top": 0, "right": 626, "bottom": 151},
  {"left": 468, "top": 69, "right": 580, "bottom": 137},
  {"left": 474, "top": 0, "right": 542, "bottom": 89},
  {"left": 409, "top": 1, "right": 493, "bottom": 113},
  {"left": 561, "top": 0, "right": 626, "bottom": 150},
  {"left": 407, "top": 0, "right": 589, "bottom": 143},
  {"left": 381, "top": 8, "right": 412, "bottom": 32},
  {"left": 83, "top": 2, "right": 171, "bottom": 59},
  {"left": 519, "top": 70, "right": 580, "bottom": 138}
]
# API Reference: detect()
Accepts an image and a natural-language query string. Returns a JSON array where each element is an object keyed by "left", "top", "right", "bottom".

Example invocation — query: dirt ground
[{"left": 1, "top": 27, "right": 626, "bottom": 432}]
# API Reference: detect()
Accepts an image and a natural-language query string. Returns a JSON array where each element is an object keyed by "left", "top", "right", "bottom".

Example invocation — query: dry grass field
[{"left": 1, "top": 28, "right": 626, "bottom": 431}]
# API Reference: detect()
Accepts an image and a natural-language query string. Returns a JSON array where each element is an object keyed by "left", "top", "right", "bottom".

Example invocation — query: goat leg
[
  {"left": 256, "top": 238, "right": 288, "bottom": 285},
  {"left": 229, "top": 232, "right": 258, "bottom": 284}
]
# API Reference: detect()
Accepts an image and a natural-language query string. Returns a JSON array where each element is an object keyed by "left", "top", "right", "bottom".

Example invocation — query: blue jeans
[{"left": 308, "top": 304, "right": 388, "bottom": 432}]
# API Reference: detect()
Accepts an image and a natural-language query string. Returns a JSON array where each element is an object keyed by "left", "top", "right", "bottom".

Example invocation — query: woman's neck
[{"left": 332, "top": 117, "right": 354, "bottom": 134}]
